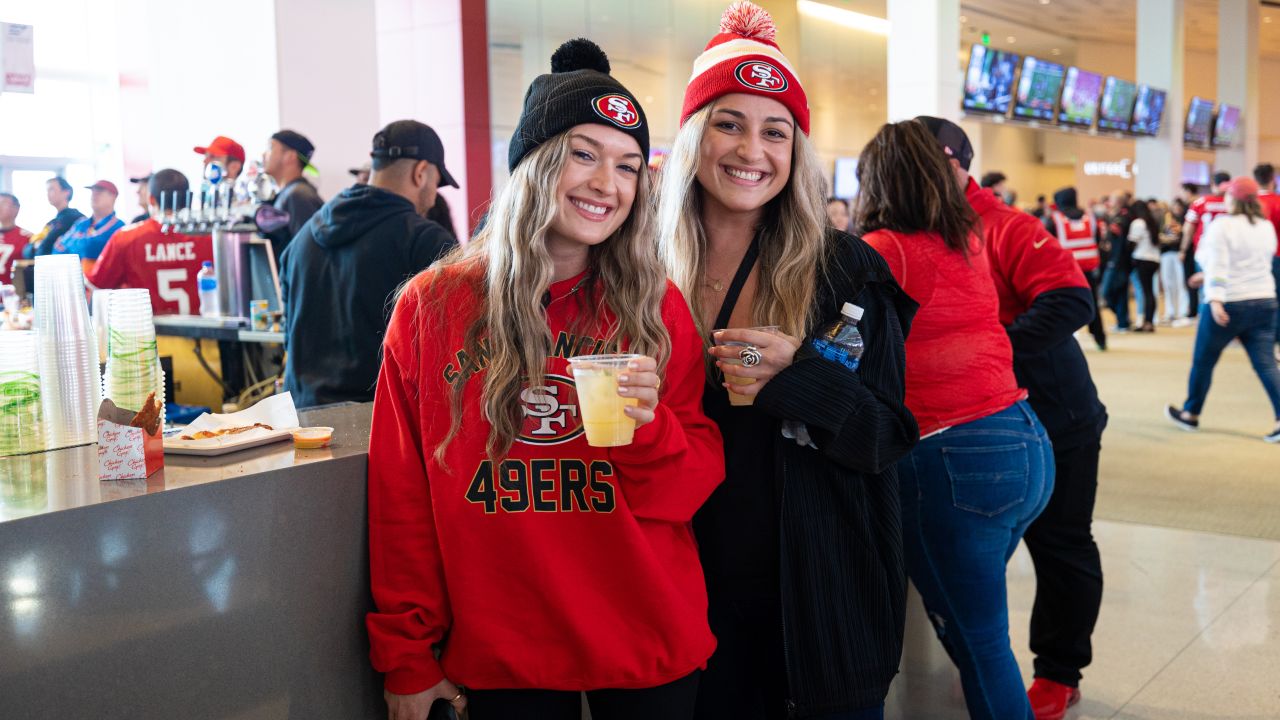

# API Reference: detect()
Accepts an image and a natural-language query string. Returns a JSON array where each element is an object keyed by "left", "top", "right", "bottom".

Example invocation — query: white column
[
  {"left": 1134, "top": 0, "right": 1184, "bottom": 199},
  {"left": 886, "top": 0, "right": 962, "bottom": 122},
  {"left": 274, "top": 0, "right": 381, "bottom": 201},
  {"left": 1215, "top": 0, "right": 1260, "bottom": 176}
]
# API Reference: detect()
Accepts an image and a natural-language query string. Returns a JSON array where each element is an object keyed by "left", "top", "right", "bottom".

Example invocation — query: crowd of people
[{"left": 3, "top": 3, "right": 1277, "bottom": 719}]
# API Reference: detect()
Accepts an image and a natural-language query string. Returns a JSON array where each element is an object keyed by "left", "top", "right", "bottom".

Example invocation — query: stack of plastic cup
[
  {"left": 0, "top": 330, "right": 43, "bottom": 457},
  {"left": 34, "top": 254, "right": 101, "bottom": 449},
  {"left": 91, "top": 289, "right": 122, "bottom": 364},
  {"left": 102, "top": 288, "right": 164, "bottom": 421}
]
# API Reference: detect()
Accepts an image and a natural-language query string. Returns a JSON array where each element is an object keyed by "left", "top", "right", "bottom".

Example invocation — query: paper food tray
[{"left": 163, "top": 393, "right": 299, "bottom": 456}]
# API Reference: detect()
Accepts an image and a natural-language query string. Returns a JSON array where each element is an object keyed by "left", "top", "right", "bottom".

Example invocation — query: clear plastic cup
[
  {"left": 33, "top": 257, "right": 101, "bottom": 448},
  {"left": 0, "top": 331, "right": 44, "bottom": 456},
  {"left": 713, "top": 326, "right": 779, "bottom": 407},
  {"left": 568, "top": 354, "right": 642, "bottom": 447}
]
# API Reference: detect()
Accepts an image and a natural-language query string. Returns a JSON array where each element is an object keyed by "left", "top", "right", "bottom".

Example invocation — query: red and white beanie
[{"left": 680, "top": 1, "right": 810, "bottom": 134}]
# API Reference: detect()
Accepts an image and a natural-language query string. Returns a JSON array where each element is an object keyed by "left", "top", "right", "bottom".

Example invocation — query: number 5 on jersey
[{"left": 157, "top": 268, "right": 190, "bottom": 316}]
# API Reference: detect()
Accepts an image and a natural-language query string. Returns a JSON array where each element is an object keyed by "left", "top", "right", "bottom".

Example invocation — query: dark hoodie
[{"left": 280, "top": 184, "right": 455, "bottom": 408}]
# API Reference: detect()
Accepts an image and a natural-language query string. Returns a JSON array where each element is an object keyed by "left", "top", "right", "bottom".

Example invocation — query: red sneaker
[{"left": 1028, "top": 678, "right": 1081, "bottom": 720}]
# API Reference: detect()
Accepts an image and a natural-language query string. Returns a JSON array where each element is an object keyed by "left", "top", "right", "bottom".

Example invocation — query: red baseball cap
[
  {"left": 85, "top": 180, "right": 119, "bottom": 195},
  {"left": 193, "top": 136, "right": 246, "bottom": 163},
  {"left": 1226, "top": 176, "right": 1260, "bottom": 201}
]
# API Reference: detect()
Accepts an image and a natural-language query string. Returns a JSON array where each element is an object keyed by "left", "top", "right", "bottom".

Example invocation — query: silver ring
[{"left": 739, "top": 345, "right": 763, "bottom": 367}]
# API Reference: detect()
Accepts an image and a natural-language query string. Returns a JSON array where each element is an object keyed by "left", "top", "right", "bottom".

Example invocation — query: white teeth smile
[
  {"left": 725, "top": 167, "right": 765, "bottom": 182},
  {"left": 571, "top": 199, "right": 609, "bottom": 215}
]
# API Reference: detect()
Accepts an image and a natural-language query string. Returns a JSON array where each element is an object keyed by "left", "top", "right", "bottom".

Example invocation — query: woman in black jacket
[{"left": 656, "top": 4, "right": 919, "bottom": 718}]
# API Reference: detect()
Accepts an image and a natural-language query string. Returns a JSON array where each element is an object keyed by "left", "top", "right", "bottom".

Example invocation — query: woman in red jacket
[
  {"left": 366, "top": 39, "right": 725, "bottom": 720},
  {"left": 857, "top": 120, "right": 1055, "bottom": 720}
]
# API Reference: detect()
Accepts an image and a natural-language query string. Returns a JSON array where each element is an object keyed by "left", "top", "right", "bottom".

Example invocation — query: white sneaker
[{"left": 1172, "top": 318, "right": 1195, "bottom": 328}]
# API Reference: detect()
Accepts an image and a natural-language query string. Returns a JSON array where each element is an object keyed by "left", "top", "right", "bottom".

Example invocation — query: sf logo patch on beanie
[
  {"left": 593, "top": 94, "right": 642, "bottom": 129},
  {"left": 734, "top": 60, "right": 787, "bottom": 92}
]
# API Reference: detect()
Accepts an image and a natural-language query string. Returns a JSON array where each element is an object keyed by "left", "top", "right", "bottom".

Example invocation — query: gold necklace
[{"left": 704, "top": 275, "right": 726, "bottom": 292}]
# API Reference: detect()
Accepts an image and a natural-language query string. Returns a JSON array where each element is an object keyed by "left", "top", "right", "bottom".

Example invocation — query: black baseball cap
[
  {"left": 129, "top": 174, "right": 152, "bottom": 184},
  {"left": 915, "top": 115, "right": 975, "bottom": 171},
  {"left": 271, "top": 129, "right": 316, "bottom": 170},
  {"left": 370, "top": 120, "right": 459, "bottom": 188}
]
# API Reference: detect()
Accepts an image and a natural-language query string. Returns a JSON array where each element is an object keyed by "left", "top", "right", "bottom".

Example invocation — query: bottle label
[{"left": 199, "top": 278, "right": 217, "bottom": 292}]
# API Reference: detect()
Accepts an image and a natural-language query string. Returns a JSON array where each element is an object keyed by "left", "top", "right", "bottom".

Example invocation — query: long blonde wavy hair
[
  {"left": 424, "top": 130, "right": 671, "bottom": 463},
  {"left": 657, "top": 102, "right": 830, "bottom": 341}
]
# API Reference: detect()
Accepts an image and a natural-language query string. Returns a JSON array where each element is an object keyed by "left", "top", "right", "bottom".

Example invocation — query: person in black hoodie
[
  {"left": 280, "top": 120, "right": 458, "bottom": 408},
  {"left": 1097, "top": 192, "right": 1135, "bottom": 332}
]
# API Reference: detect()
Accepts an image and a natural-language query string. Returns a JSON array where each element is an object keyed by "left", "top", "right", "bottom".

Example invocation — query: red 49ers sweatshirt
[{"left": 366, "top": 265, "right": 725, "bottom": 695}]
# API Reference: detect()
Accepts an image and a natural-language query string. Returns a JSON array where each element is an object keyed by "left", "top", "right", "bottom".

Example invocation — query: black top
[
  {"left": 27, "top": 207, "right": 85, "bottom": 257},
  {"left": 280, "top": 184, "right": 456, "bottom": 408},
  {"left": 268, "top": 177, "right": 325, "bottom": 265},
  {"left": 694, "top": 228, "right": 920, "bottom": 715}
]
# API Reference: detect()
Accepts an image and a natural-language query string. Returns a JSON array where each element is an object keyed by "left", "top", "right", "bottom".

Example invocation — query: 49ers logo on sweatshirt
[
  {"left": 734, "top": 60, "right": 788, "bottom": 93},
  {"left": 592, "top": 94, "right": 642, "bottom": 129},
  {"left": 518, "top": 374, "right": 582, "bottom": 445}
]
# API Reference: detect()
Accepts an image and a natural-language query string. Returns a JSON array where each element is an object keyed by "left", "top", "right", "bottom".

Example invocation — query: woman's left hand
[
  {"left": 1210, "top": 301, "right": 1230, "bottom": 327},
  {"left": 709, "top": 328, "right": 802, "bottom": 400},
  {"left": 617, "top": 355, "right": 661, "bottom": 428}
]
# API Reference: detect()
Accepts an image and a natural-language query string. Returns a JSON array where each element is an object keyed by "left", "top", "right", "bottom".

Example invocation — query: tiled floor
[{"left": 886, "top": 520, "right": 1280, "bottom": 719}]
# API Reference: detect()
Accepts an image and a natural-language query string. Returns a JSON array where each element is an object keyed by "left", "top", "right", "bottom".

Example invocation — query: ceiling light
[
  {"left": 1266, "top": 16, "right": 1274, "bottom": 23},
  {"left": 1052, "top": 48, "right": 1062, "bottom": 55},
  {"left": 1007, "top": 36, "right": 1017, "bottom": 43},
  {"left": 797, "top": 0, "right": 890, "bottom": 36},
  {"left": 959, "top": 15, "right": 968, "bottom": 23},
  {"left": 1040, "top": 0, "right": 1051, "bottom": 4}
]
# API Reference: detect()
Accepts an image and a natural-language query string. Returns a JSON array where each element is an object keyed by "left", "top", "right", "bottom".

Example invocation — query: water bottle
[
  {"left": 197, "top": 261, "right": 220, "bottom": 318},
  {"left": 810, "top": 302, "right": 865, "bottom": 372}
]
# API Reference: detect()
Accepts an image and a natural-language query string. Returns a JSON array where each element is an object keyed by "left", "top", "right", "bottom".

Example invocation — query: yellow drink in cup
[
  {"left": 714, "top": 326, "right": 779, "bottom": 407},
  {"left": 569, "top": 354, "right": 642, "bottom": 447}
]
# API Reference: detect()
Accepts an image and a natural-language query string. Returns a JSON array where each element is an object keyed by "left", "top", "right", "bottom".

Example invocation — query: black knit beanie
[{"left": 507, "top": 38, "right": 649, "bottom": 171}]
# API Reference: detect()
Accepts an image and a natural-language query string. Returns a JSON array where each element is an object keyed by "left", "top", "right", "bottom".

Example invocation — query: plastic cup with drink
[
  {"left": 714, "top": 325, "right": 779, "bottom": 407},
  {"left": 568, "top": 353, "right": 643, "bottom": 447}
]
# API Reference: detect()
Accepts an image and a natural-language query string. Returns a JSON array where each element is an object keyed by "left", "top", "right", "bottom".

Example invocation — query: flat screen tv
[
  {"left": 1184, "top": 96, "right": 1215, "bottom": 145},
  {"left": 1058, "top": 67, "right": 1104, "bottom": 127},
  {"left": 1181, "top": 160, "right": 1210, "bottom": 188},
  {"left": 1129, "top": 85, "right": 1166, "bottom": 136},
  {"left": 1012, "top": 56, "right": 1065, "bottom": 122},
  {"left": 1098, "top": 76, "right": 1138, "bottom": 131},
  {"left": 962, "top": 44, "right": 1019, "bottom": 115},
  {"left": 833, "top": 157, "right": 859, "bottom": 199},
  {"left": 1212, "top": 104, "right": 1240, "bottom": 147}
]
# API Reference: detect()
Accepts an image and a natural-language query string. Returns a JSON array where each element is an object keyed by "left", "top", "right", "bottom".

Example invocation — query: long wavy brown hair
[
  {"left": 417, "top": 131, "right": 671, "bottom": 464},
  {"left": 657, "top": 103, "right": 830, "bottom": 341},
  {"left": 852, "top": 120, "right": 980, "bottom": 256}
]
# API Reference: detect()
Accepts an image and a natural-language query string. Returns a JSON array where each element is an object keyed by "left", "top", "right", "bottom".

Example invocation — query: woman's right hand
[{"left": 386, "top": 678, "right": 465, "bottom": 720}]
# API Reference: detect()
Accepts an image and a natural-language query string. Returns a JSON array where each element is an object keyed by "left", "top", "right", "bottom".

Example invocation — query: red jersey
[
  {"left": 367, "top": 265, "right": 724, "bottom": 695},
  {"left": 1259, "top": 192, "right": 1280, "bottom": 258},
  {"left": 967, "top": 180, "right": 1088, "bottom": 325},
  {"left": 1186, "top": 194, "right": 1229, "bottom": 249},
  {"left": 0, "top": 226, "right": 32, "bottom": 284},
  {"left": 85, "top": 219, "right": 213, "bottom": 316},
  {"left": 864, "top": 227, "right": 1027, "bottom": 436}
]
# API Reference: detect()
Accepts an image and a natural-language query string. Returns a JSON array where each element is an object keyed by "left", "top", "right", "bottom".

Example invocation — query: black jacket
[
  {"left": 268, "top": 177, "right": 325, "bottom": 264},
  {"left": 280, "top": 185, "right": 455, "bottom": 408},
  {"left": 700, "top": 230, "right": 919, "bottom": 716}
]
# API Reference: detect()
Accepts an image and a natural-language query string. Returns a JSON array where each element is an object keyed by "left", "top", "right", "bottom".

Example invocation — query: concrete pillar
[
  {"left": 373, "top": 0, "right": 491, "bottom": 240},
  {"left": 1215, "top": 0, "right": 1259, "bottom": 176},
  {"left": 1134, "top": 0, "right": 1184, "bottom": 200},
  {"left": 886, "top": 0, "right": 962, "bottom": 122}
]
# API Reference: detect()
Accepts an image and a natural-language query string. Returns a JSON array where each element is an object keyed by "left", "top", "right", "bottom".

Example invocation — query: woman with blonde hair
[
  {"left": 366, "top": 39, "right": 725, "bottom": 720},
  {"left": 657, "top": 4, "right": 919, "bottom": 718}
]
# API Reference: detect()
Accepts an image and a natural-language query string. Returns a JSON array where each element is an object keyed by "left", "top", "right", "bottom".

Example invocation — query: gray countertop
[
  {"left": 0, "top": 402, "right": 382, "bottom": 719},
  {"left": 1, "top": 402, "right": 371, "bottom": 523}
]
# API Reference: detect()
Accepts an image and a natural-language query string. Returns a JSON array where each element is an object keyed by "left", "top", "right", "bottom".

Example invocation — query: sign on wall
[
  {"left": 1083, "top": 158, "right": 1137, "bottom": 179},
  {"left": 0, "top": 23, "right": 35, "bottom": 94}
]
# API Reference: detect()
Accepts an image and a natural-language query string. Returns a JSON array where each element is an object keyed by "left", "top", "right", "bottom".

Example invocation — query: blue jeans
[
  {"left": 1272, "top": 257, "right": 1280, "bottom": 344},
  {"left": 1183, "top": 299, "right": 1280, "bottom": 418},
  {"left": 898, "top": 401, "right": 1055, "bottom": 720},
  {"left": 1100, "top": 262, "right": 1130, "bottom": 328}
]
